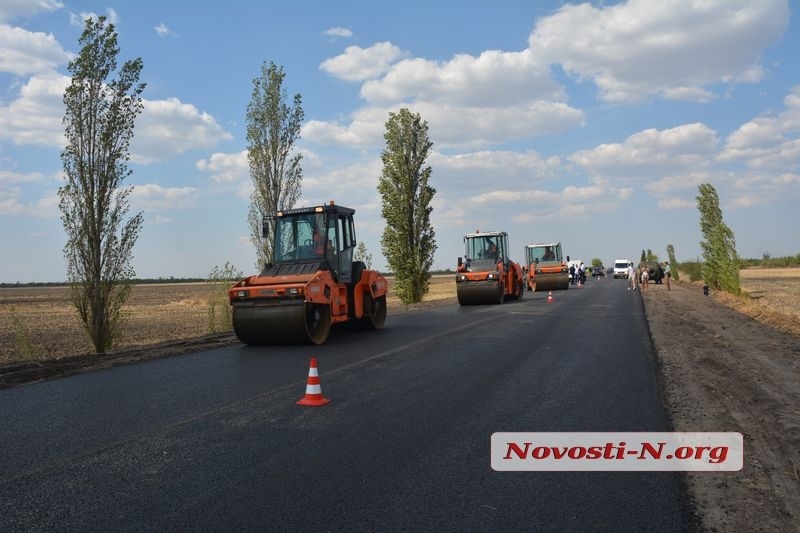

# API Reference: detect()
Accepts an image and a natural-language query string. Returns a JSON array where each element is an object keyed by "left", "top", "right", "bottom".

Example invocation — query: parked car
[{"left": 591, "top": 266, "right": 605, "bottom": 277}]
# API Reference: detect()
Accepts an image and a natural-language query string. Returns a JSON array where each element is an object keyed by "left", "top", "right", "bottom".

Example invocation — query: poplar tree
[
  {"left": 696, "top": 183, "right": 740, "bottom": 294},
  {"left": 58, "top": 16, "right": 145, "bottom": 353},
  {"left": 246, "top": 61, "right": 303, "bottom": 270},
  {"left": 378, "top": 108, "right": 437, "bottom": 304},
  {"left": 666, "top": 244, "right": 680, "bottom": 281}
]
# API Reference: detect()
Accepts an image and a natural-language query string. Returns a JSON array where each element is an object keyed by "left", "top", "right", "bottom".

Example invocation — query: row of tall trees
[
  {"left": 643, "top": 184, "right": 739, "bottom": 291},
  {"left": 243, "top": 66, "right": 437, "bottom": 306},
  {"left": 59, "top": 18, "right": 739, "bottom": 354},
  {"left": 58, "top": 17, "right": 438, "bottom": 354}
]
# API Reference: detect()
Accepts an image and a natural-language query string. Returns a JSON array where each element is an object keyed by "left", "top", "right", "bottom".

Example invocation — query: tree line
[{"left": 57, "top": 17, "right": 790, "bottom": 354}]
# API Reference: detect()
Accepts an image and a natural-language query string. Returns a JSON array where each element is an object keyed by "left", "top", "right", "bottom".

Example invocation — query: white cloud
[
  {"left": 0, "top": 72, "right": 67, "bottom": 146},
  {"left": 720, "top": 86, "right": 800, "bottom": 170},
  {"left": 320, "top": 42, "right": 407, "bottom": 82},
  {"left": 313, "top": 41, "right": 580, "bottom": 151},
  {"left": 657, "top": 197, "right": 696, "bottom": 209},
  {"left": 322, "top": 27, "right": 352, "bottom": 39},
  {"left": 0, "top": 169, "right": 47, "bottom": 184},
  {"left": 154, "top": 23, "right": 175, "bottom": 38},
  {"left": 0, "top": 78, "right": 233, "bottom": 163},
  {"left": 569, "top": 123, "right": 719, "bottom": 178},
  {"left": 196, "top": 150, "right": 247, "bottom": 184},
  {"left": 0, "top": 24, "right": 70, "bottom": 75},
  {"left": 0, "top": 0, "right": 63, "bottom": 22},
  {"left": 360, "top": 49, "right": 561, "bottom": 107},
  {"left": 304, "top": 100, "right": 584, "bottom": 150},
  {"left": 0, "top": 184, "right": 58, "bottom": 216},
  {"left": 69, "top": 8, "right": 119, "bottom": 27},
  {"left": 0, "top": 185, "right": 24, "bottom": 214},
  {"left": 528, "top": 0, "right": 790, "bottom": 103},
  {"left": 132, "top": 98, "right": 234, "bottom": 164},
  {"left": 130, "top": 183, "right": 197, "bottom": 211}
]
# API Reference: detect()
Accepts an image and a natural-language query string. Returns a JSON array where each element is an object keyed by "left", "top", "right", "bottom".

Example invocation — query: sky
[{"left": 1, "top": 0, "right": 798, "bottom": 283}]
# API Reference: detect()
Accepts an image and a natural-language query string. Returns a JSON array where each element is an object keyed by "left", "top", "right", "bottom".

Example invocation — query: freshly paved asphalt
[{"left": 0, "top": 276, "right": 695, "bottom": 532}]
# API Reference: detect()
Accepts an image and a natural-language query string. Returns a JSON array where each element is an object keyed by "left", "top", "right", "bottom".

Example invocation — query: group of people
[
  {"left": 568, "top": 261, "right": 586, "bottom": 285},
  {"left": 627, "top": 261, "right": 672, "bottom": 292}
]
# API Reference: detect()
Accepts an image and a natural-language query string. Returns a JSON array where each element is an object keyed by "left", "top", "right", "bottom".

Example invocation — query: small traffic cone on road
[
  {"left": 547, "top": 291, "right": 554, "bottom": 303},
  {"left": 297, "top": 357, "right": 330, "bottom": 406}
]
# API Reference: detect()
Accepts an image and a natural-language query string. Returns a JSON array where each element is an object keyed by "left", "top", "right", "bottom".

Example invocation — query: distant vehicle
[
  {"left": 591, "top": 266, "right": 605, "bottom": 277},
  {"left": 613, "top": 259, "right": 632, "bottom": 279},
  {"left": 641, "top": 261, "right": 664, "bottom": 284}
]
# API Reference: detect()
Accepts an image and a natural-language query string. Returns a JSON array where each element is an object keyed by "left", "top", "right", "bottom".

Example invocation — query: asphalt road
[{"left": 0, "top": 276, "right": 694, "bottom": 532}]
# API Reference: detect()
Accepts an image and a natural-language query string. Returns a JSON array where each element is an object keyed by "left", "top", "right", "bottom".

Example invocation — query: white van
[{"left": 613, "top": 259, "right": 632, "bottom": 279}]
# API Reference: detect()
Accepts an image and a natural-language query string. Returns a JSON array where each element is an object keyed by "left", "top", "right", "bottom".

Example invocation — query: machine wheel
[
  {"left": 305, "top": 304, "right": 332, "bottom": 344},
  {"left": 364, "top": 295, "right": 387, "bottom": 329}
]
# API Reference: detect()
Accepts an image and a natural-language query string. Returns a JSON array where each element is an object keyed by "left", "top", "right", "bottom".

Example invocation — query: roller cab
[
  {"left": 456, "top": 231, "right": 524, "bottom": 305},
  {"left": 524, "top": 242, "right": 570, "bottom": 292},
  {"left": 228, "top": 202, "right": 387, "bottom": 345}
]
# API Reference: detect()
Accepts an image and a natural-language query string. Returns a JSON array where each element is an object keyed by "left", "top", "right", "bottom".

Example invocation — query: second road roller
[
  {"left": 455, "top": 230, "right": 524, "bottom": 305},
  {"left": 523, "top": 241, "right": 571, "bottom": 292},
  {"left": 228, "top": 201, "right": 388, "bottom": 344}
]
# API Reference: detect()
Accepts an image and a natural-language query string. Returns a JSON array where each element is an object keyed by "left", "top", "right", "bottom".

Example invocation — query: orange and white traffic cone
[
  {"left": 297, "top": 357, "right": 330, "bottom": 406},
  {"left": 547, "top": 291, "right": 554, "bottom": 303}
]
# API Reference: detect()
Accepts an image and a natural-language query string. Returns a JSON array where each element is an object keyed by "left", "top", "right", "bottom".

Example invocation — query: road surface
[{"left": 0, "top": 276, "right": 694, "bottom": 531}]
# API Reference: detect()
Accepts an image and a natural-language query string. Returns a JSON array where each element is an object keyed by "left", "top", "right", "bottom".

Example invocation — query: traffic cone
[
  {"left": 547, "top": 291, "right": 554, "bottom": 303},
  {"left": 297, "top": 357, "right": 330, "bottom": 406}
]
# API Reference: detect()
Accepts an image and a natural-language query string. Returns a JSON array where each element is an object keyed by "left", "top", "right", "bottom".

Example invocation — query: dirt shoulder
[{"left": 643, "top": 281, "right": 800, "bottom": 532}]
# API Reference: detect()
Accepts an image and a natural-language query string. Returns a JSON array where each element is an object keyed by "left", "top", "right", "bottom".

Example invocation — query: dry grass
[
  {"left": 2, "top": 269, "right": 796, "bottom": 364},
  {"left": 716, "top": 267, "right": 800, "bottom": 337}
]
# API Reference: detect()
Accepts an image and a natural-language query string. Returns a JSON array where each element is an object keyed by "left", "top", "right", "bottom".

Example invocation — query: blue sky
[{"left": 1, "top": 0, "right": 798, "bottom": 283}]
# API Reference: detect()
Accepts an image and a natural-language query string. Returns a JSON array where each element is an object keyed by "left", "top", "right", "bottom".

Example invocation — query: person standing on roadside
[
  {"left": 640, "top": 264, "right": 649, "bottom": 291},
  {"left": 664, "top": 261, "right": 671, "bottom": 291},
  {"left": 627, "top": 263, "right": 637, "bottom": 291}
]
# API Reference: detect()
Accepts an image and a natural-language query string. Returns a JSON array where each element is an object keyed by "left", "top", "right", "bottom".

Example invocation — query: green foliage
[
  {"left": 378, "top": 108, "right": 437, "bottom": 304},
  {"left": 10, "top": 306, "right": 39, "bottom": 360},
  {"left": 207, "top": 262, "right": 244, "bottom": 333},
  {"left": 591, "top": 257, "right": 603, "bottom": 267},
  {"left": 640, "top": 250, "right": 646, "bottom": 263},
  {"left": 680, "top": 259, "right": 704, "bottom": 282},
  {"left": 58, "top": 16, "right": 145, "bottom": 353},
  {"left": 246, "top": 61, "right": 304, "bottom": 270},
  {"left": 696, "top": 183, "right": 740, "bottom": 294},
  {"left": 666, "top": 244, "right": 680, "bottom": 282},
  {"left": 354, "top": 241, "right": 373, "bottom": 269},
  {"left": 738, "top": 254, "right": 800, "bottom": 268},
  {"left": 645, "top": 248, "right": 658, "bottom": 262}
]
